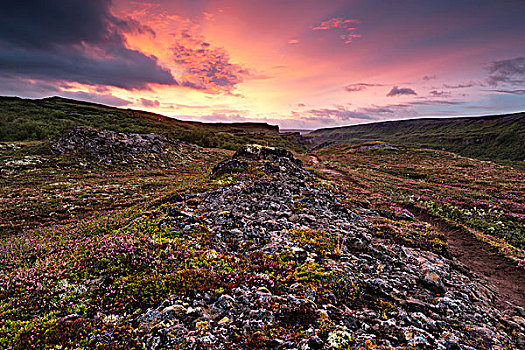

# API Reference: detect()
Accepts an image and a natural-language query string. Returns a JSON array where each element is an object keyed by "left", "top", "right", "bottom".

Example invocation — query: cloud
[
  {"left": 139, "top": 98, "right": 160, "bottom": 107},
  {"left": 0, "top": 77, "right": 62, "bottom": 97},
  {"left": 422, "top": 75, "right": 437, "bottom": 81},
  {"left": 429, "top": 90, "right": 451, "bottom": 97},
  {"left": 386, "top": 86, "right": 417, "bottom": 97},
  {"left": 313, "top": 17, "right": 359, "bottom": 31},
  {"left": 177, "top": 113, "right": 248, "bottom": 123},
  {"left": 344, "top": 83, "right": 383, "bottom": 92},
  {"left": 0, "top": 0, "right": 176, "bottom": 91},
  {"left": 407, "top": 100, "right": 462, "bottom": 106},
  {"left": 487, "top": 57, "right": 525, "bottom": 86},
  {"left": 58, "top": 91, "right": 132, "bottom": 107},
  {"left": 360, "top": 107, "right": 394, "bottom": 114},
  {"left": 487, "top": 89, "right": 525, "bottom": 95},
  {"left": 295, "top": 107, "right": 375, "bottom": 124},
  {"left": 288, "top": 39, "right": 299, "bottom": 44},
  {"left": 312, "top": 17, "right": 361, "bottom": 44},
  {"left": 170, "top": 30, "right": 248, "bottom": 94},
  {"left": 443, "top": 83, "right": 474, "bottom": 89}
]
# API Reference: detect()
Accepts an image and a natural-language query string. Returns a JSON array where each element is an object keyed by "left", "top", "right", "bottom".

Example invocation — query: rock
[
  {"left": 162, "top": 304, "right": 187, "bottom": 318},
  {"left": 327, "top": 330, "right": 353, "bottom": 349},
  {"left": 307, "top": 335, "right": 324, "bottom": 349},
  {"left": 233, "top": 144, "right": 302, "bottom": 167},
  {"left": 421, "top": 269, "right": 446, "bottom": 293},
  {"left": 212, "top": 144, "right": 304, "bottom": 177},
  {"left": 211, "top": 159, "right": 248, "bottom": 176},
  {"left": 137, "top": 309, "right": 164, "bottom": 332},
  {"left": 49, "top": 127, "right": 187, "bottom": 165},
  {"left": 216, "top": 294, "right": 235, "bottom": 310},
  {"left": 217, "top": 317, "right": 230, "bottom": 325}
]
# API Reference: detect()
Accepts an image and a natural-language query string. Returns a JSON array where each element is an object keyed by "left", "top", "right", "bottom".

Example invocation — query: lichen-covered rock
[
  {"left": 212, "top": 144, "right": 303, "bottom": 177},
  {"left": 50, "top": 127, "right": 184, "bottom": 164},
  {"left": 233, "top": 144, "right": 302, "bottom": 167}
]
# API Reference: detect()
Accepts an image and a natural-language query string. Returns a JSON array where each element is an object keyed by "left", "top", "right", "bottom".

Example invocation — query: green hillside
[
  {"left": 0, "top": 96, "right": 302, "bottom": 151},
  {"left": 306, "top": 113, "right": 525, "bottom": 162}
]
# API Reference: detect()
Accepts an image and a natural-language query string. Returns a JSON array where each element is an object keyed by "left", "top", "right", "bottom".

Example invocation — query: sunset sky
[{"left": 1, "top": 0, "right": 524, "bottom": 129}]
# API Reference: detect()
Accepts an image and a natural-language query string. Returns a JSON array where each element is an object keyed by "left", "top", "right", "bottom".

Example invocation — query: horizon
[
  {"left": 1, "top": 0, "right": 524, "bottom": 129},
  {"left": 3, "top": 94, "right": 524, "bottom": 133}
]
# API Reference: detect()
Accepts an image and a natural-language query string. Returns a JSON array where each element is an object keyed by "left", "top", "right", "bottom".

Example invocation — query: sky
[{"left": 1, "top": 0, "right": 524, "bottom": 129}]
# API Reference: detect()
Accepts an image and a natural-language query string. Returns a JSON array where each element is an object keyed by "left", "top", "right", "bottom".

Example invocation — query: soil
[{"left": 413, "top": 210, "right": 525, "bottom": 311}]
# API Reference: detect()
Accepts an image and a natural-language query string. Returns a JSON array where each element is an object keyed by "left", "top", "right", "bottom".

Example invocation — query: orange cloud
[
  {"left": 312, "top": 17, "right": 360, "bottom": 31},
  {"left": 312, "top": 17, "right": 361, "bottom": 44}
]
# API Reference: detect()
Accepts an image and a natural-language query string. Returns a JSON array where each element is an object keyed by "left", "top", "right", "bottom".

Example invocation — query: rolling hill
[
  {"left": 305, "top": 112, "right": 525, "bottom": 162},
  {"left": 0, "top": 96, "right": 303, "bottom": 151}
]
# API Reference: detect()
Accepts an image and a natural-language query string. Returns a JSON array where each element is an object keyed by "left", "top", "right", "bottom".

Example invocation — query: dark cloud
[
  {"left": 139, "top": 98, "right": 160, "bottom": 107},
  {"left": 344, "top": 83, "right": 383, "bottom": 92},
  {"left": 487, "top": 89, "right": 525, "bottom": 95},
  {"left": 429, "top": 90, "right": 451, "bottom": 97},
  {"left": 297, "top": 103, "right": 306, "bottom": 107},
  {"left": 0, "top": 76, "right": 61, "bottom": 97},
  {"left": 58, "top": 91, "right": 132, "bottom": 107},
  {"left": 443, "top": 83, "right": 474, "bottom": 89},
  {"left": 386, "top": 86, "right": 417, "bottom": 97},
  {"left": 487, "top": 57, "right": 525, "bottom": 86},
  {"left": 298, "top": 107, "right": 375, "bottom": 123},
  {"left": 422, "top": 75, "right": 437, "bottom": 81},
  {"left": 361, "top": 107, "right": 394, "bottom": 114},
  {"left": 0, "top": 0, "right": 176, "bottom": 91},
  {"left": 405, "top": 100, "right": 462, "bottom": 106}
]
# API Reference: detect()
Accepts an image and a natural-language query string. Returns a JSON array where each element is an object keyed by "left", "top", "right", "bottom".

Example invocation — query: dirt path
[
  {"left": 314, "top": 164, "right": 525, "bottom": 311},
  {"left": 413, "top": 210, "right": 525, "bottom": 310}
]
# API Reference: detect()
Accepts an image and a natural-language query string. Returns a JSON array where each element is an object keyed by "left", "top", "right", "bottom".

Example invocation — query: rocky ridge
[
  {"left": 96, "top": 145, "right": 523, "bottom": 349},
  {"left": 50, "top": 127, "right": 193, "bottom": 166}
]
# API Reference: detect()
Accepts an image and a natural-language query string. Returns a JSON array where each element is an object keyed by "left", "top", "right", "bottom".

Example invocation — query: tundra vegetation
[{"left": 0, "top": 98, "right": 524, "bottom": 349}]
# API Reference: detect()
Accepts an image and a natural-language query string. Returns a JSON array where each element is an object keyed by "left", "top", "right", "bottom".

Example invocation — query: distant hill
[
  {"left": 0, "top": 96, "right": 302, "bottom": 151},
  {"left": 305, "top": 113, "right": 525, "bottom": 162}
]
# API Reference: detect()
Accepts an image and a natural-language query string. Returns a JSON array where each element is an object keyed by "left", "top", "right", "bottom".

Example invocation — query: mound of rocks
[
  {"left": 50, "top": 128, "right": 182, "bottom": 164},
  {"left": 124, "top": 146, "right": 524, "bottom": 349},
  {"left": 212, "top": 144, "right": 303, "bottom": 177}
]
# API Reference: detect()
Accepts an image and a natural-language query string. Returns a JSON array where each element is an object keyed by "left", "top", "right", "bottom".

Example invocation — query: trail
[
  {"left": 312, "top": 162, "right": 525, "bottom": 311},
  {"left": 412, "top": 209, "right": 525, "bottom": 310}
]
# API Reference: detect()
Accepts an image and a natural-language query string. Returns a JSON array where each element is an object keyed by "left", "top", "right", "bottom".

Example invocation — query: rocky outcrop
[
  {"left": 122, "top": 146, "right": 525, "bottom": 349},
  {"left": 49, "top": 127, "right": 190, "bottom": 165},
  {"left": 212, "top": 144, "right": 303, "bottom": 177}
]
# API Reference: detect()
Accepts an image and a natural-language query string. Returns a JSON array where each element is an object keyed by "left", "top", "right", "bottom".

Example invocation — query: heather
[
  {"left": 1, "top": 143, "right": 524, "bottom": 349},
  {"left": 311, "top": 144, "right": 525, "bottom": 265}
]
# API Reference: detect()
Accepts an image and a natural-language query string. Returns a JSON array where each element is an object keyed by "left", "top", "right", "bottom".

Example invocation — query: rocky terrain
[
  {"left": 1, "top": 139, "right": 524, "bottom": 349},
  {"left": 107, "top": 146, "right": 522, "bottom": 349},
  {"left": 50, "top": 127, "right": 192, "bottom": 166}
]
